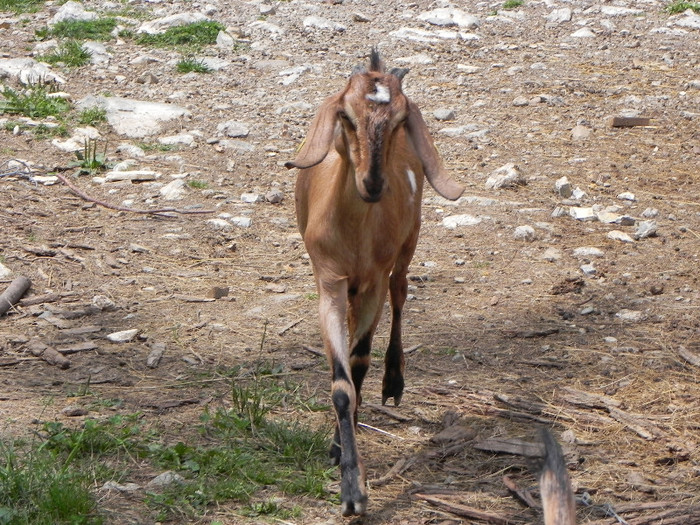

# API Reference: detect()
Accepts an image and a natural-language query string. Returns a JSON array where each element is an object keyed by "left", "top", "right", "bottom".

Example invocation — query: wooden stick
[
  {"left": 27, "top": 338, "right": 71, "bottom": 369},
  {"left": 502, "top": 475, "right": 540, "bottom": 509},
  {"left": 413, "top": 494, "right": 515, "bottom": 525},
  {"left": 0, "top": 276, "right": 32, "bottom": 316},
  {"left": 302, "top": 344, "right": 324, "bottom": 357}
]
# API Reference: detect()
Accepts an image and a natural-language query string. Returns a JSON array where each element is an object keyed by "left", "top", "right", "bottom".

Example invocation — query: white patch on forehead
[
  {"left": 366, "top": 83, "right": 391, "bottom": 104},
  {"left": 406, "top": 168, "right": 417, "bottom": 195}
]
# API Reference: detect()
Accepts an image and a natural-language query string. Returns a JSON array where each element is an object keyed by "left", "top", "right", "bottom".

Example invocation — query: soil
[{"left": 1, "top": 1, "right": 699, "bottom": 524}]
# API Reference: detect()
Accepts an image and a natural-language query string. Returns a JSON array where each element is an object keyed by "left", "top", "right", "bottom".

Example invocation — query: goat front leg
[
  {"left": 319, "top": 278, "right": 368, "bottom": 516},
  {"left": 382, "top": 259, "right": 411, "bottom": 406}
]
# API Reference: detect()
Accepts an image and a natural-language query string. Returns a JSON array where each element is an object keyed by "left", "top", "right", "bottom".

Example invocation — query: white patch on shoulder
[
  {"left": 366, "top": 83, "right": 391, "bottom": 104},
  {"left": 406, "top": 168, "right": 417, "bottom": 195}
]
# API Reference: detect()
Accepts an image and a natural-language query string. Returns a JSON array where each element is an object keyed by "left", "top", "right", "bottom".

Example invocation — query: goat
[
  {"left": 285, "top": 50, "right": 464, "bottom": 516},
  {"left": 539, "top": 428, "right": 577, "bottom": 525}
]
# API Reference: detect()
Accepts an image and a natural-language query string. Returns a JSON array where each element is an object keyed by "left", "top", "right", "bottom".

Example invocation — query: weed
[
  {"left": 135, "top": 21, "right": 225, "bottom": 50},
  {"left": 0, "top": 86, "right": 71, "bottom": 119},
  {"left": 176, "top": 57, "right": 212, "bottom": 74},
  {"left": 304, "top": 292, "right": 319, "bottom": 300},
  {"left": 187, "top": 179, "right": 209, "bottom": 189},
  {"left": 74, "top": 138, "right": 109, "bottom": 173},
  {"left": 503, "top": 0, "right": 524, "bottom": 8},
  {"left": 37, "top": 40, "right": 91, "bottom": 68},
  {"left": 48, "top": 18, "right": 118, "bottom": 41},
  {"left": 77, "top": 107, "right": 107, "bottom": 126},
  {"left": 34, "top": 122, "right": 68, "bottom": 139},
  {"left": 0, "top": 0, "right": 44, "bottom": 14},
  {"left": 665, "top": 0, "right": 700, "bottom": 13}
]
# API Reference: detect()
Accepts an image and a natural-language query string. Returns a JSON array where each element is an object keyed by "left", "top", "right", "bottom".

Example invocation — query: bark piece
[
  {"left": 608, "top": 116, "right": 652, "bottom": 127},
  {"left": 0, "top": 276, "right": 32, "bottom": 316},
  {"left": 27, "top": 339, "right": 71, "bottom": 369}
]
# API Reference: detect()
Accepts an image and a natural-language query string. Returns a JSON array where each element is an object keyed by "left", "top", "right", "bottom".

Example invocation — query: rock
[
  {"left": 217, "top": 120, "right": 250, "bottom": 138},
  {"left": 635, "top": 220, "right": 658, "bottom": 239},
  {"left": 389, "top": 27, "right": 440, "bottom": 43},
  {"left": 116, "top": 144, "right": 146, "bottom": 158},
  {"left": 571, "top": 27, "right": 596, "bottom": 38},
  {"left": 546, "top": 8, "right": 572, "bottom": 25},
  {"left": 160, "top": 179, "right": 186, "bottom": 200},
  {"left": 101, "top": 481, "right": 141, "bottom": 492},
  {"left": 207, "top": 287, "right": 229, "bottom": 299},
  {"left": 513, "top": 96, "right": 529, "bottom": 107},
  {"left": 555, "top": 176, "right": 572, "bottom": 198},
  {"left": 438, "top": 124, "right": 485, "bottom": 137},
  {"left": 248, "top": 20, "right": 284, "bottom": 38},
  {"left": 216, "top": 30, "right": 235, "bottom": 50},
  {"left": 279, "top": 65, "right": 311, "bottom": 86},
  {"left": 615, "top": 309, "right": 645, "bottom": 322},
  {"left": 607, "top": 230, "right": 635, "bottom": 243},
  {"left": 159, "top": 133, "right": 196, "bottom": 147},
  {"left": 138, "top": 13, "right": 209, "bottom": 35},
  {"left": 303, "top": 16, "right": 346, "bottom": 32},
  {"left": 571, "top": 124, "right": 591, "bottom": 140},
  {"left": 105, "top": 170, "right": 158, "bottom": 182},
  {"left": 442, "top": 214, "right": 482, "bottom": 229},
  {"left": 417, "top": 8, "right": 480, "bottom": 29},
  {"left": 601, "top": 6, "right": 644, "bottom": 17},
  {"left": 396, "top": 53, "right": 434, "bottom": 65},
  {"left": 49, "top": 0, "right": 97, "bottom": 26},
  {"left": 485, "top": 163, "right": 524, "bottom": 190},
  {"left": 0, "top": 262, "right": 12, "bottom": 279},
  {"left": 76, "top": 96, "right": 189, "bottom": 138},
  {"left": 51, "top": 126, "right": 101, "bottom": 152},
  {"left": 542, "top": 248, "right": 562, "bottom": 262},
  {"left": 569, "top": 207, "right": 597, "bottom": 221},
  {"left": 353, "top": 12, "right": 371, "bottom": 23},
  {"left": 241, "top": 193, "right": 262, "bottom": 203},
  {"left": 62, "top": 406, "right": 88, "bottom": 417},
  {"left": 642, "top": 208, "right": 659, "bottom": 218},
  {"left": 674, "top": 10, "right": 700, "bottom": 30},
  {"left": 82, "top": 41, "right": 111, "bottom": 65},
  {"left": 92, "top": 295, "right": 116, "bottom": 310},
  {"left": 107, "top": 329, "right": 139, "bottom": 343},
  {"left": 0, "top": 57, "right": 65, "bottom": 85},
  {"left": 433, "top": 108, "right": 456, "bottom": 121},
  {"left": 617, "top": 192, "right": 636, "bottom": 201},
  {"left": 259, "top": 3, "right": 275, "bottom": 16},
  {"left": 580, "top": 263, "right": 597, "bottom": 276},
  {"left": 514, "top": 225, "right": 536, "bottom": 241},
  {"left": 265, "top": 190, "right": 284, "bottom": 204},
  {"left": 147, "top": 471, "right": 185, "bottom": 489},
  {"left": 207, "top": 218, "right": 232, "bottom": 231},
  {"left": 573, "top": 247, "right": 604, "bottom": 258},
  {"left": 229, "top": 216, "right": 252, "bottom": 228}
]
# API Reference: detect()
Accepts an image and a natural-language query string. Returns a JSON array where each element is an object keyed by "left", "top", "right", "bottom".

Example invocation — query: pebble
[
  {"left": 542, "top": 248, "right": 562, "bottom": 262},
  {"left": 147, "top": 471, "right": 185, "bottom": 489},
  {"left": 634, "top": 220, "right": 658, "bottom": 239},
  {"left": 485, "top": 163, "right": 524, "bottom": 190},
  {"left": 241, "top": 192, "right": 263, "bottom": 203},
  {"left": 546, "top": 7, "right": 572, "bottom": 25},
  {"left": 101, "top": 481, "right": 141, "bottom": 493},
  {"left": 160, "top": 179, "right": 186, "bottom": 200},
  {"left": 607, "top": 230, "right": 635, "bottom": 243},
  {"left": 569, "top": 207, "right": 597, "bottom": 221},
  {"left": 433, "top": 108, "right": 456, "bottom": 121},
  {"left": 571, "top": 27, "right": 596, "bottom": 38},
  {"left": 0, "top": 262, "right": 12, "bottom": 279},
  {"left": 217, "top": 120, "right": 250, "bottom": 138},
  {"left": 571, "top": 124, "right": 591, "bottom": 140},
  {"left": 573, "top": 247, "right": 604, "bottom": 258},
  {"left": 580, "top": 263, "right": 597, "bottom": 276},
  {"left": 417, "top": 8, "right": 480, "bottom": 29},
  {"left": 107, "top": 329, "right": 139, "bottom": 343},
  {"left": 62, "top": 406, "right": 88, "bottom": 417},
  {"left": 442, "top": 214, "right": 482, "bottom": 229},
  {"left": 303, "top": 16, "right": 346, "bottom": 32},
  {"left": 615, "top": 309, "right": 645, "bottom": 322},
  {"left": 265, "top": 190, "right": 284, "bottom": 204},
  {"left": 617, "top": 191, "right": 636, "bottom": 201},
  {"left": 147, "top": 343, "right": 165, "bottom": 368},
  {"left": 642, "top": 208, "right": 659, "bottom": 218},
  {"left": 555, "top": 176, "right": 572, "bottom": 198},
  {"left": 513, "top": 225, "right": 536, "bottom": 242}
]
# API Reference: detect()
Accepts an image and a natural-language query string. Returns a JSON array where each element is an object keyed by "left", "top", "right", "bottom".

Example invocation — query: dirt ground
[{"left": 1, "top": 0, "right": 700, "bottom": 523}]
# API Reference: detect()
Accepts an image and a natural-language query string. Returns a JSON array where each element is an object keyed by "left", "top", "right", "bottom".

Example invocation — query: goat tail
[{"left": 539, "top": 428, "right": 577, "bottom": 525}]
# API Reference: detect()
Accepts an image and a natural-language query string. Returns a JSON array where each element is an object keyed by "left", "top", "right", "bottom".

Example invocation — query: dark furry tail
[{"left": 539, "top": 428, "right": 576, "bottom": 525}]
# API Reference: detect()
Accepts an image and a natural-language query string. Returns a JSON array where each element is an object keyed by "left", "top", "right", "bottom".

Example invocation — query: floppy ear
[
  {"left": 285, "top": 94, "right": 342, "bottom": 170},
  {"left": 405, "top": 101, "right": 465, "bottom": 200}
]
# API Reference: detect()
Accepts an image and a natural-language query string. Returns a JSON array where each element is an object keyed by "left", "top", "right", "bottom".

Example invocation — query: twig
[
  {"left": 0, "top": 276, "right": 32, "bottom": 316},
  {"left": 302, "top": 344, "right": 324, "bottom": 357},
  {"left": 357, "top": 422, "right": 404, "bottom": 440},
  {"left": 413, "top": 494, "right": 516, "bottom": 525},
  {"left": 53, "top": 172, "right": 214, "bottom": 216}
]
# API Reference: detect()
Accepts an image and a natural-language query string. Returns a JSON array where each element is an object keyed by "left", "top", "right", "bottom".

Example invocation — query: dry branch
[
  {"left": 502, "top": 475, "right": 540, "bottom": 509},
  {"left": 473, "top": 437, "right": 544, "bottom": 458},
  {"left": 413, "top": 493, "right": 518, "bottom": 525},
  {"left": 27, "top": 338, "right": 71, "bottom": 369},
  {"left": 677, "top": 345, "right": 700, "bottom": 367},
  {"left": 0, "top": 276, "right": 32, "bottom": 316}
]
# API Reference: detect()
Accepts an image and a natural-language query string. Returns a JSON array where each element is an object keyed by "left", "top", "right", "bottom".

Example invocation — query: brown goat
[
  {"left": 285, "top": 50, "right": 464, "bottom": 515},
  {"left": 539, "top": 428, "right": 577, "bottom": 525}
]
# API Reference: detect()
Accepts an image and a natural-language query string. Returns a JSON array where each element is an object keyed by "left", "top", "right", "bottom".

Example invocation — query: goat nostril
[{"left": 363, "top": 179, "right": 383, "bottom": 202}]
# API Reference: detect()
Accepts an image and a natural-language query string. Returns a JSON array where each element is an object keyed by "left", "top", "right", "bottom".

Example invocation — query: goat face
[
  {"left": 336, "top": 72, "right": 408, "bottom": 203},
  {"left": 284, "top": 51, "right": 464, "bottom": 202}
]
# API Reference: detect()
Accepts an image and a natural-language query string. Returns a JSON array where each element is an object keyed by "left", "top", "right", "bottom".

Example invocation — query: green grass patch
[
  {"left": 135, "top": 21, "right": 225, "bottom": 50},
  {"left": 46, "top": 18, "right": 118, "bottom": 41},
  {"left": 37, "top": 40, "right": 91, "bottom": 68},
  {"left": 0, "top": 0, "right": 44, "bottom": 14},
  {"left": 176, "top": 57, "right": 212, "bottom": 74},
  {"left": 187, "top": 179, "right": 209, "bottom": 189},
  {"left": 665, "top": 0, "right": 700, "bottom": 13},
  {"left": 0, "top": 86, "right": 71, "bottom": 119},
  {"left": 77, "top": 107, "right": 107, "bottom": 126},
  {"left": 503, "top": 0, "right": 524, "bottom": 8}
]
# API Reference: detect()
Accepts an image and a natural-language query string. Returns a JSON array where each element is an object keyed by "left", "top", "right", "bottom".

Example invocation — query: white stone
[
  {"left": 571, "top": 27, "right": 596, "bottom": 38},
  {"left": 105, "top": 170, "right": 158, "bottom": 182},
  {"left": 675, "top": 10, "right": 700, "bottom": 30},
  {"left": 138, "top": 13, "right": 209, "bottom": 35},
  {"left": 229, "top": 216, "right": 253, "bottom": 228},
  {"left": 542, "top": 248, "right": 562, "bottom": 262},
  {"left": 303, "top": 16, "right": 345, "bottom": 32},
  {"left": 76, "top": 96, "right": 189, "bottom": 138},
  {"left": 0, "top": 262, "right": 12, "bottom": 279},
  {"left": 607, "top": 230, "right": 635, "bottom": 243},
  {"left": 207, "top": 218, "right": 232, "bottom": 231},
  {"left": 635, "top": 221, "right": 658, "bottom": 239},
  {"left": 248, "top": 20, "right": 284, "bottom": 37},
  {"left": 617, "top": 192, "right": 636, "bottom": 201},
  {"left": 573, "top": 247, "right": 604, "bottom": 258},
  {"left": 600, "top": 6, "right": 644, "bottom": 17},
  {"left": 396, "top": 54, "right": 434, "bottom": 65},
  {"left": 546, "top": 8, "right": 572, "bottom": 24},
  {"left": 147, "top": 471, "right": 184, "bottom": 489},
  {"left": 159, "top": 133, "right": 196, "bottom": 147},
  {"left": 514, "top": 225, "right": 536, "bottom": 241},
  {"left": 571, "top": 124, "right": 591, "bottom": 140},
  {"left": 417, "top": 8, "right": 480, "bottom": 29},
  {"left": 569, "top": 207, "right": 597, "bottom": 221},
  {"left": 580, "top": 263, "right": 597, "bottom": 276},
  {"left": 485, "top": 163, "right": 524, "bottom": 190},
  {"left": 389, "top": 27, "right": 440, "bottom": 43},
  {"left": 216, "top": 31, "right": 235, "bottom": 49},
  {"left": 442, "top": 214, "right": 482, "bottom": 229},
  {"left": 107, "top": 329, "right": 139, "bottom": 343},
  {"left": 160, "top": 179, "right": 186, "bottom": 200},
  {"left": 0, "top": 58, "right": 65, "bottom": 85},
  {"left": 51, "top": 126, "right": 101, "bottom": 153},
  {"left": 82, "top": 41, "right": 111, "bottom": 65},
  {"left": 555, "top": 176, "right": 572, "bottom": 198},
  {"left": 50, "top": 0, "right": 97, "bottom": 26},
  {"left": 241, "top": 193, "right": 262, "bottom": 203},
  {"left": 217, "top": 120, "right": 250, "bottom": 138},
  {"left": 615, "top": 309, "right": 645, "bottom": 322}
]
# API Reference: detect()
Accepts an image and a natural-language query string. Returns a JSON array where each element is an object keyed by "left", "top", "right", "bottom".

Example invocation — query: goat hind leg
[{"left": 382, "top": 268, "right": 409, "bottom": 406}]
